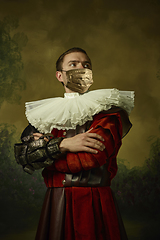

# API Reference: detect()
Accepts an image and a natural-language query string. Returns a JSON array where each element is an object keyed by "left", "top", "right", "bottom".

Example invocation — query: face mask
[{"left": 64, "top": 68, "right": 93, "bottom": 94}]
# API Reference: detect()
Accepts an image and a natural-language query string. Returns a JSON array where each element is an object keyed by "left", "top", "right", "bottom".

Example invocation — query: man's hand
[
  {"left": 33, "top": 133, "right": 49, "bottom": 142},
  {"left": 59, "top": 130, "right": 105, "bottom": 154}
]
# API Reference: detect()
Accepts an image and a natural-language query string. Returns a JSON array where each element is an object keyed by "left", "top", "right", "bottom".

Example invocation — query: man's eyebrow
[
  {"left": 68, "top": 60, "right": 91, "bottom": 64},
  {"left": 68, "top": 60, "right": 79, "bottom": 64}
]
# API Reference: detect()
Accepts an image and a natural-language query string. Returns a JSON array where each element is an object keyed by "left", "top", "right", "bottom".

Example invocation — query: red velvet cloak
[{"left": 35, "top": 112, "right": 128, "bottom": 240}]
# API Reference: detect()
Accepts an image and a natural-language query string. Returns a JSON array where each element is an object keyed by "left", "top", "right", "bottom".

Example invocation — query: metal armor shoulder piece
[
  {"left": 14, "top": 137, "right": 64, "bottom": 174},
  {"left": 46, "top": 137, "right": 63, "bottom": 160}
]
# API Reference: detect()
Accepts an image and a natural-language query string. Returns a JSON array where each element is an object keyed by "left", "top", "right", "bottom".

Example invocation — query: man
[{"left": 15, "top": 47, "right": 134, "bottom": 240}]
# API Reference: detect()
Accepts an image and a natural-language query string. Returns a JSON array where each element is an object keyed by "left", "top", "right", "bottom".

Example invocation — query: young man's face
[{"left": 56, "top": 52, "right": 92, "bottom": 91}]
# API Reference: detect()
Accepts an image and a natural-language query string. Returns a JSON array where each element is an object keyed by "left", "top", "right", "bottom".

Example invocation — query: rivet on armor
[{"left": 62, "top": 180, "right": 66, "bottom": 184}]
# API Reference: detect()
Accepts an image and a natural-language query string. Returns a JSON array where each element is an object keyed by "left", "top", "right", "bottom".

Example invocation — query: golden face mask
[{"left": 65, "top": 68, "right": 93, "bottom": 94}]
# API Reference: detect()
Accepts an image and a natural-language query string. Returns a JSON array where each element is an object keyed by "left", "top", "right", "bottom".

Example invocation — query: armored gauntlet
[{"left": 14, "top": 137, "right": 64, "bottom": 174}]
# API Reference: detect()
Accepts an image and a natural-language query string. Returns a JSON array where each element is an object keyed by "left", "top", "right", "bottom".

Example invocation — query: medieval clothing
[{"left": 17, "top": 89, "right": 134, "bottom": 240}]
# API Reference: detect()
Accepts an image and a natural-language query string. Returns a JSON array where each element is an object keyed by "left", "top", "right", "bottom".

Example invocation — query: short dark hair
[{"left": 56, "top": 47, "right": 92, "bottom": 71}]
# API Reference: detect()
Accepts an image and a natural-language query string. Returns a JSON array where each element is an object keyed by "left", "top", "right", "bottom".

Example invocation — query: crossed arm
[
  {"left": 34, "top": 112, "right": 122, "bottom": 174},
  {"left": 33, "top": 130, "right": 105, "bottom": 154},
  {"left": 15, "top": 112, "right": 122, "bottom": 174}
]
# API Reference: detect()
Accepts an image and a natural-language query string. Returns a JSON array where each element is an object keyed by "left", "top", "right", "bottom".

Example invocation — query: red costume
[
  {"left": 35, "top": 111, "right": 128, "bottom": 240},
  {"left": 15, "top": 88, "right": 134, "bottom": 240}
]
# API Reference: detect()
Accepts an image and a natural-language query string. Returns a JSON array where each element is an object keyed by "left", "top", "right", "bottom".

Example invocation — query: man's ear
[{"left": 56, "top": 71, "right": 63, "bottom": 82}]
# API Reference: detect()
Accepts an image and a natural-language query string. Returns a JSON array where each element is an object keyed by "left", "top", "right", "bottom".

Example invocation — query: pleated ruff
[{"left": 35, "top": 187, "right": 127, "bottom": 240}]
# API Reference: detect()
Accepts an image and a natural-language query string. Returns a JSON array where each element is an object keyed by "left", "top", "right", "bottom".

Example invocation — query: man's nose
[{"left": 78, "top": 62, "right": 84, "bottom": 69}]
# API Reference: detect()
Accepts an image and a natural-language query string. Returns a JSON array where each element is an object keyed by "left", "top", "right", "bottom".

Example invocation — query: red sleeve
[{"left": 54, "top": 112, "right": 122, "bottom": 174}]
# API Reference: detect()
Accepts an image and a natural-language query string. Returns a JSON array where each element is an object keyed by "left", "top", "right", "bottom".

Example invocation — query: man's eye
[
  {"left": 70, "top": 63, "right": 76, "bottom": 67},
  {"left": 84, "top": 63, "right": 91, "bottom": 69}
]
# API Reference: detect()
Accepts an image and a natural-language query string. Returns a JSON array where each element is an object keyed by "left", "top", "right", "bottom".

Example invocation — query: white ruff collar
[{"left": 25, "top": 89, "right": 134, "bottom": 133}]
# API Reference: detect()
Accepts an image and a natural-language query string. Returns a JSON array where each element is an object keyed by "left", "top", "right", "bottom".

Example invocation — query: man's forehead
[{"left": 63, "top": 52, "right": 90, "bottom": 64}]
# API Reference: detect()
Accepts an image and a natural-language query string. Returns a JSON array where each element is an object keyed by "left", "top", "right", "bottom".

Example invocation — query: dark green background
[{"left": 0, "top": 0, "right": 160, "bottom": 239}]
